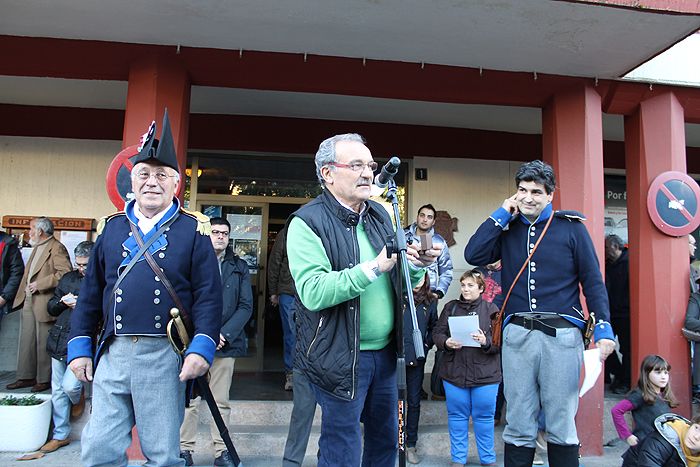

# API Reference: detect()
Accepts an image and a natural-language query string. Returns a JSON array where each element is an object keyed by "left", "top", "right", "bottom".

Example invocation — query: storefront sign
[
  {"left": 2, "top": 215, "right": 94, "bottom": 231},
  {"left": 647, "top": 171, "right": 700, "bottom": 237},
  {"left": 605, "top": 176, "right": 628, "bottom": 243}
]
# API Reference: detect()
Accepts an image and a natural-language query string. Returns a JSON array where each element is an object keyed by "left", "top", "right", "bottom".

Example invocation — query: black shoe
[
  {"left": 214, "top": 450, "right": 236, "bottom": 467},
  {"left": 179, "top": 450, "right": 194, "bottom": 466},
  {"left": 419, "top": 388, "right": 428, "bottom": 400}
]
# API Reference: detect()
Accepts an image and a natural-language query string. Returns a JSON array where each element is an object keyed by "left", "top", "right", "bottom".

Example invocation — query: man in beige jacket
[{"left": 7, "top": 217, "right": 71, "bottom": 392}]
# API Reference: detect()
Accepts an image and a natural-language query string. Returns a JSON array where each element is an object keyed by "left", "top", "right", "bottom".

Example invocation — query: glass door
[{"left": 197, "top": 198, "right": 268, "bottom": 371}]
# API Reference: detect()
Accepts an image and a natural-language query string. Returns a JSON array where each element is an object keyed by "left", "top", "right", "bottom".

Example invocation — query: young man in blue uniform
[
  {"left": 67, "top": 112, "right": 222, "bottom": 467},
  {"left": 465, "top": 160, "right": 615, "bottom": 467}
]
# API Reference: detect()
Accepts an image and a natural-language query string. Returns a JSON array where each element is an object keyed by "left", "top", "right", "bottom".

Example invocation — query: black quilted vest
[{"left": 291, "top": 190, "right": 398, "bottom": 400}]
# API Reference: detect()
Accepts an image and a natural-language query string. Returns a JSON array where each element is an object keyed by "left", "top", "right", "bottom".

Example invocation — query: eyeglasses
[
  {"left": 327, "top": 161, "right": 378, "bottom": 172},
  {"left": 135, "top": 170, "right": 178, "bottom": 182},
  {"left": 75, "top": 262, "right": 89, "bottom": 269},
  {"left": 211, "top": 230, "right": 230, "bottom": 237}
]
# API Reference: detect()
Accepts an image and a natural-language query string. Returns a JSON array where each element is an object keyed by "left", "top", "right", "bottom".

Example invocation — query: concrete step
[{"left": 191, "top": 399, "right": 453, "bottom": 457}]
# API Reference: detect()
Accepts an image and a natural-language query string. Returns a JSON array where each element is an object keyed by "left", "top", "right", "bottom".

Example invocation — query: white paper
[
  {"left": 60, "top": 231, "right": 89, "bottom": 266},
  {"left": 614, "top": 334, "right": 623, "bottom": 364},
  {"left": 448, "top": 315, "right": 481, "bottom": 348},
  {"left": 579, "top": 348, "right": 602, "bottom": 397}
]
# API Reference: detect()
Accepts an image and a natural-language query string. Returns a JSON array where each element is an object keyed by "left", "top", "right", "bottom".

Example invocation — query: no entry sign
[{"left": 647, "top": 171, "right": 700, "bottom": 236}]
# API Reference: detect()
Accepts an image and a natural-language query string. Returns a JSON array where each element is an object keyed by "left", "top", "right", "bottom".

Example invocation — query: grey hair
[
  {"left": 314, "top": 133, "right": 366, "bottom": 185},
  {"left": 34, "top": 217, "right": 54, "bottom": 236},
  {"left": 74, "top": 240, "right": 94, "bottom": 258}
]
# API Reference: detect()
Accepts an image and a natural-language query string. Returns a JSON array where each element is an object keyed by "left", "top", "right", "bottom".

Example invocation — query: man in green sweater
[{"left": 287, "top": 133, "right": 442, "bottom": 467}]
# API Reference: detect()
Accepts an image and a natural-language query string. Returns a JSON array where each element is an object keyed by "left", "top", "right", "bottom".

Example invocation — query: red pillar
[
  {"left": 122, "top": 55, "right": 191, "bottom": 461},
  {"left": 542, "top": 84, "right": 605, "bottom": 456},
  {"left": 625, "top": 91, "right": 691, "bottom": 416},
  {"left": 123, "top": 54, "right": 191, "bottom": 189}
]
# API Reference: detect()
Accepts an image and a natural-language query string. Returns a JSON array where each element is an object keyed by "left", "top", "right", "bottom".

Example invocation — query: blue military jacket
[
  {"left": 67, "top": 198, "right": 223, "bottom": 365},
  {"left": 465, "top": 203, "right": 614, "bottom": 342}
]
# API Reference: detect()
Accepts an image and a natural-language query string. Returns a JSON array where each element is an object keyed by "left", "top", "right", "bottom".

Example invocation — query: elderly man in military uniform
[
  {"left": 465, "top": 160, "right": 615, "bottom": 467},
  {"left": 67, "top": 112, "right": 222, "bottom": 467}
]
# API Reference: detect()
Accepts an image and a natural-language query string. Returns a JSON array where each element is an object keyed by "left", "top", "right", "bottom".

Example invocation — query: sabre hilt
[{"left": 167, "top": 307, "right": 190, "bottom": 354}]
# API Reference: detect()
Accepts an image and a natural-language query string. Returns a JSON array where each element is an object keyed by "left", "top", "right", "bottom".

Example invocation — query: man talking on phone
[{"left": 465, "top": 160, "right": 615, "bottom": 467}]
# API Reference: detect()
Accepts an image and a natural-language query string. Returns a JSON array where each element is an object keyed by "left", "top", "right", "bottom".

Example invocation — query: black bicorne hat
[{"left": 132, "top": 108, "right": 179, "bottom": 172}]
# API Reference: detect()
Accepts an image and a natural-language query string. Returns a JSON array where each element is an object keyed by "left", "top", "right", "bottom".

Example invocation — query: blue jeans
[
  {"left": 279, "top": 294, "right": 296, "bottom": 372},
  {"left": 444, "top": 381, "right": 499, "bottom": 465},
  {"left": 406, "top": 363, "right": 425, "bottom": 447},
  {"left": 51, "top": 358, "right": 82, "bottom": 440},
  {"left": 312, "top": 346, "right": 397, "bottom": 467}
]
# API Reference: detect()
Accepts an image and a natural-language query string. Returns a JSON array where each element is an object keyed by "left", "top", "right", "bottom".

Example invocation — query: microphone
[{"left": 374, "top": 157, "right": 401, "bottom": 189}]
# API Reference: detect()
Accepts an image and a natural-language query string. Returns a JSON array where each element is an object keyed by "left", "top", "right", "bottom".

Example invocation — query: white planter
[{"left": 0, "top": 393, "right": 52, "bottom": 452}]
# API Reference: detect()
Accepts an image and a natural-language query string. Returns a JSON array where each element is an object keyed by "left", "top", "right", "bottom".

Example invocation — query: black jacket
[
  {"left": 0, "top": 232, "right": 24, "bottom": 315},
  {"left": 606, "top": 248, "right": 630, "bottom": 319},
  {"left": 630, "top": 414, "right": 693, "bottom": 467},
  {"left": 47, "top": 270, "right": 83, "bottom": 361},
  {"left": 217, "top": 248, "right": 253, "bottom": 358},
  {"left": 291, "top": 190, "right": 399, "bottom": 401},
  {"left": 403, "top": 299, "right": 438, "bottom": 367},
  {"left": 685, "top": 292, "right": 700, "bottom": 333},
  {"left": 432, "top": 297, "right": 501, "bottom": 388}
]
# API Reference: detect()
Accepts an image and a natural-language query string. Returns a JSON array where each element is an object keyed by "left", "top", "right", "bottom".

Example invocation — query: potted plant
[{"left": 0, "top": 393, "right": 52, "bottom": 452}]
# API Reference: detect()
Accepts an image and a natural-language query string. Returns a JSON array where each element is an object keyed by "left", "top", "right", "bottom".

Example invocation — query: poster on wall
[
  {"left": 604, "top": 176, "right": 628, "bottom": 244},
  {"left": 202, "top": 205, "right": 222, "bottom": 219},
  {"left": 227, "top": 214, "right": 262, "bottom": 240},
  {"left": 234, "top": 239, "right": 258, "bottom": 271},
  {"left": 228, "top": 214, "right": 262, "bottom": 273},
  {"left": 60, "top": 231, "right": 90, "bottom": 265}
]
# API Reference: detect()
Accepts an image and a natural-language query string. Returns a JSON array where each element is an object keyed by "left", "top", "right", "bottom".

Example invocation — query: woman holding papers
[{"left": 432, "top": 269, "right": 501, "bottom": 467}]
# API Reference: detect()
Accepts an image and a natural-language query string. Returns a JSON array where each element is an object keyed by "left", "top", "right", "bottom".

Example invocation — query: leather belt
[{"left": 509, "top": 314, "right": 578, "bottom": 338}]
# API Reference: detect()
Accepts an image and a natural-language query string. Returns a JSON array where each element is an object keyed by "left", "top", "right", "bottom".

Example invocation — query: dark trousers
[
  {"left": 406, "top": 363, "right": 425, "bottom": 447},
  {"left": 312, "top": 346, "right": 398, "bottom": 467},
  {"left": 608, "top": 315, "right": 631, "bottom": 387},
  {"left": 283, "top": 369, "right": 317, "bottom": 466},
  {"left": 494, "top": 382, "right": 505, "bottom": 421}
]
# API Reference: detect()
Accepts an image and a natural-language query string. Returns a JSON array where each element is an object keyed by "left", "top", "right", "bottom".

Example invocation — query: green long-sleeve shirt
[{"left": 287, "top": 215, "right": 424, "bottom": 350}]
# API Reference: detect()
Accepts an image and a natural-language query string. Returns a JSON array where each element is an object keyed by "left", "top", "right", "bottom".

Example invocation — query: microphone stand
[{"left": 383, "top": 178, "right": 424, "bottom": 467}]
